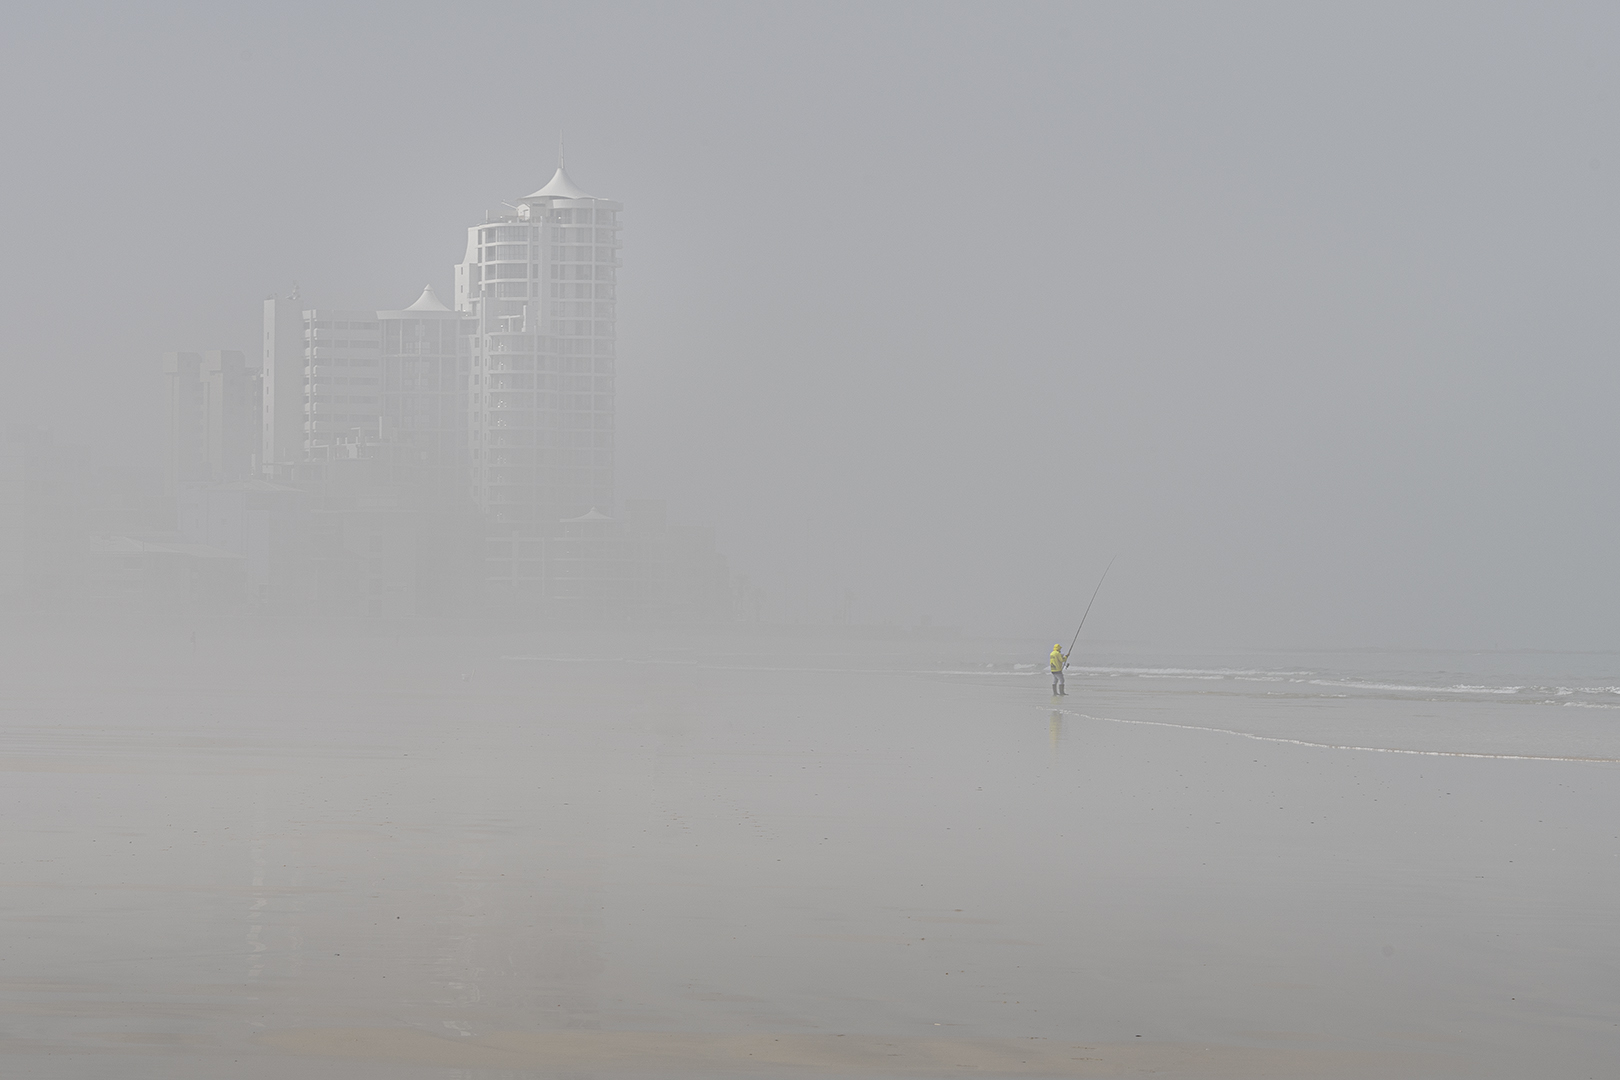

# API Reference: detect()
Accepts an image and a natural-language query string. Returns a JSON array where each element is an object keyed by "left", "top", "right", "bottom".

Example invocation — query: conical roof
[
  {"left": 404, "top": 284, "right": 449, "bottom": 312},
  {"left": 524, "top": 163, "right": 596, "bottom": 201}
]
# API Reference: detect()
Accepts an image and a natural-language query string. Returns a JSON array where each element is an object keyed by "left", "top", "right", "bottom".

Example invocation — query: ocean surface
[{"left": 1, "top": 623, "right": 1615, "bottom": 1078}]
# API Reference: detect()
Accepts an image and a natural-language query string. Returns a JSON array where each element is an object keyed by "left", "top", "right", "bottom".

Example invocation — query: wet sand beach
[{"left": 1, "top": 623, "right": 1615, "bottom": 1078}]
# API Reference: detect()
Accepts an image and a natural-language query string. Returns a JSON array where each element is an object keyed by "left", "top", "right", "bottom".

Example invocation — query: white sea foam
[
  {"left": 1307, "top": 679, "right": 1522, "bottom": 695},
  {"left": 502, "top": 657, "right": 1620, "bottom": 707},
  {"left": 927, "top": 670, "right": 1038, "bottom": 676},
  {"left": 1049, "top": 707, "right": 1620, "bottom": 764},
  {"left": 1071, "top": 666, "right": 1310, "bottom": 679}
]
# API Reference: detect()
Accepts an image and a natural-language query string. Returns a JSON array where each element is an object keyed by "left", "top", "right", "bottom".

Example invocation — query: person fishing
[{"left": 1053, "top": 555, "right": 1117, "bottom": 698}]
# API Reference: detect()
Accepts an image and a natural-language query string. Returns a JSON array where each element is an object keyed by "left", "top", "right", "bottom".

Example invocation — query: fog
[
  {"left": 4, "top": 5, "right": 1620, "bottom": 1078},
  {"left": 5, "top": 623, "right": 1618, "bottom": 1078},
  {"left": 3, "top": 2, "right": 1617, "bottom": 647}
]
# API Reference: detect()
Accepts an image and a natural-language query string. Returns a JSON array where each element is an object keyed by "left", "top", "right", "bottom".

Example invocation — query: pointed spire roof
[
  {"left": 404, "top": 284, "right": 449, "bottom": 312},
  {"left": 524, "top": 162, "right": 596, "bottom": 201}
]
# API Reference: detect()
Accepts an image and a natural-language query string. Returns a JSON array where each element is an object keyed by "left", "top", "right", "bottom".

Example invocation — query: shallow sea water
[{"left": 1, "top": 623, "right": 1616, "bottom": 1078}]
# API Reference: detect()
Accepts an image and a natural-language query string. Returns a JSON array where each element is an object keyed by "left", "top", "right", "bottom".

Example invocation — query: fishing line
[{"left": 1066, "top": 555, "right": 1117, "bottom": 668}]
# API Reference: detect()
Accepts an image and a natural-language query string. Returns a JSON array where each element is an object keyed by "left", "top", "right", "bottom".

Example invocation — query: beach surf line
[{"left": 1047, "top": 707, "right": 1620, "bottom": 764}]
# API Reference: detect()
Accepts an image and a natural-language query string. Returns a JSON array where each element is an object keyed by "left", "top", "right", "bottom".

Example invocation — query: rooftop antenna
[{"left": 558, "top": 133, "right": 565, "bottom": 169}]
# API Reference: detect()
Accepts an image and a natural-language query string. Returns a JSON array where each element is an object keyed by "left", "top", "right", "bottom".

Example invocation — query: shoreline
[{"left": 1, "top": 632, "right": 1614, "bottom": 1077}]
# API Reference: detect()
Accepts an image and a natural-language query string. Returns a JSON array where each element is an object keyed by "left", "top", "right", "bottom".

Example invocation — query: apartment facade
[
  {"left": 261, "top": 297, "right": 383, "bottom": 468},
  {"left": 301, "top": 309, "right": 383, "bottom": 458},
  {"left": 375, "top": 285, "right": 473, "bottom": 492},
  {"left": 455, "top": 163, "right": 621, "bottom": 531}
]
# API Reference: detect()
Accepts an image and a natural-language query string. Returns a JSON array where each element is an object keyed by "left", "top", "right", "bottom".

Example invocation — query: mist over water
[{"left": 3, "top": 3, "right": 1619, "bottom": 1077}]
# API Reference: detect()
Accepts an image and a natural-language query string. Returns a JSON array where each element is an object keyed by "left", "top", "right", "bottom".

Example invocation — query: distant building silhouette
[
  {"left": 162, "top": 350, "right": 258, "bottom": 491},
  {"left": 133, "top": 158, "right": 729, "bottom": 620},
  {"left": 376, "top": 286, "right": 473, "bottom": 495},
  {"left": 261, "top": 291, "right": 305, "bottom": 471},
  {"left": 455, "top": 161, "right": 621, "bottom": 529}
]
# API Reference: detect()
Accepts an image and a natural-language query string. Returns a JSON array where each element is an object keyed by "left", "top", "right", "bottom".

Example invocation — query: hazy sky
[{"left": 2, "top": 2, "right": 1617, "bottom": 650}]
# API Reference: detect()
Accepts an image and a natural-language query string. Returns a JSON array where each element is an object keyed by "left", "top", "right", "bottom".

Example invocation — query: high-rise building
[
  {"left": 261, "top": 298, "right": 383, "bottom": 470},
  {"left": 164, "top": 351, "right": 207, "bottom": 489},
  {"left": 299, "top": 309, "right": 382, "bottom": 459},
  {"left": 455, "top": 162, "right": 621, "bottom": 529},
  {"left": 376, "top": 285, "right": 473, "bottom": 491},
  {"left": 162, "top": 349, "right": 259, "bottom": 491},
  {"left": 262, "top": 290, "right": 304, "bottom": 472},
  {"left": 183, "top": 157, "right": 730, "bottom": 619},
  {"left": 267, "top": 297, "right": 387, "bottom": 466},
  {"left": 264, "top": 288, "right": 473, "bottom": 483}
]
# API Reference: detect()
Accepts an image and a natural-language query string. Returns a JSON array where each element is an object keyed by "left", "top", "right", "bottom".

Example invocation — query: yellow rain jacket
[{"left": 1050, "top": 647, "right": 1066, "bottom": 672}]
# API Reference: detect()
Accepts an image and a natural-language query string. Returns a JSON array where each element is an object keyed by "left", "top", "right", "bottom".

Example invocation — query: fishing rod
[{"left": 1065, "top": 554, "right": 1117, "bottom": 669}]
